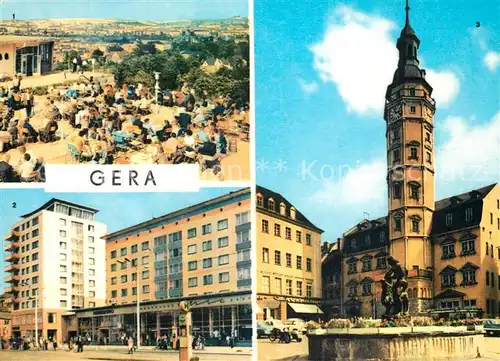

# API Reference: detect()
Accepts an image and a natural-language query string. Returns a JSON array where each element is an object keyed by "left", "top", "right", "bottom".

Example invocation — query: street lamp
[
  {"left": 21, "top": 279, "right": 38, "bottom": 350},
  {"left": 154, "top": 71, "right": 161, "bottom": 114},
  {"left": 117, "top": 258, "right": 148, "bottom": 349}
]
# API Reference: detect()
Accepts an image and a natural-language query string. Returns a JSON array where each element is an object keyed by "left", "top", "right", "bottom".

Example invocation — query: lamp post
[
  {"left": 154, "top": 71, "right": 161, "bottom": 114},
  {"left": 118, "top": 258, "right": 148, "bottom": 349}
]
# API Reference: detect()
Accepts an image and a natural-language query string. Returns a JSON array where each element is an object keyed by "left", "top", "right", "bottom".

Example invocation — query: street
[
  {"left": 258, "top": 335, "right": 500, "bottom": 361},
  {"left": 0, "top": 347, "right": 252, "bottom": 361}
]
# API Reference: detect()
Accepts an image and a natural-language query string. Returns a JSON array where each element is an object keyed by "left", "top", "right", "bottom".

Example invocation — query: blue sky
[
  {"left": 0, "top": 0, "right": 248, "bottom": 20},
  {"left": 256, "top": 0, "right": 500, "bottom": 242},
  {"left": 0, "top": 188, "right": 241, "bottom": 291}
]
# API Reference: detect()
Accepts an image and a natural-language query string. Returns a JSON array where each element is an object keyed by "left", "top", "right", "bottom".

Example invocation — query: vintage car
[
  {"left": 483, "top": 319, "right": 500, "bottom": 336},
  {"left": 256, "top": 319, "right": 285, "bottom": 338}
]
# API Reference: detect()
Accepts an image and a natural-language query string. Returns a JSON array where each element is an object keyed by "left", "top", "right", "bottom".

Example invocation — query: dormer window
[
  {"left": 351, "top": 239, "right": 356, "bottom": 248},
  {"left": 409, "top": 88, "right": 416, "bottom": 96},
  {"left": 256, "top": 194, "right": 263, "bottom": 208},
  {"left": 280, "top": 203, "right": 286, "bottom": 216},
  {"left": 379, "top": 231, "right": 385, "bottom": 243},
  {"left": 365, "top": 234, "right": 370, "bottom": 245},
  {"left": 465, "top": 208, "right": 473, "bottom": 222},
  {"left": 268, "top": 198, "right": 275, "bottom": 212},
  {"left": 290, "top": 207, "right": 296, "bottom": 220},
  {"left": 410, "top": 106, "right": 416, "bottom": 114},
  {"left": 445, "top": 213, "right": 453, "bottom": 227}
]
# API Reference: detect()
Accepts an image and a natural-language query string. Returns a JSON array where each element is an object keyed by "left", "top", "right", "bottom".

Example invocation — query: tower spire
[{"left": 405, "top": 0, "right": 410, "bottom": 27}]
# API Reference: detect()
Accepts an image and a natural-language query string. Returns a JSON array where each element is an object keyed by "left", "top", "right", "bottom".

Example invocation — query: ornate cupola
[{"left": 387, "top": 0, "right": 432, "bottom": 97}]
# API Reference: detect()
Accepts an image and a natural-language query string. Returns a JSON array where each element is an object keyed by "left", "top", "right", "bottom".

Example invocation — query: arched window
[
  {"left": 290, "top": 207, "right": 296, "bottom": 220},
  {"left": 407, "top": 44, "right": 412, "bottom": 58},
  {"left": 420, "top": 288, "right": 424, "bottom": 298},
  {"left": 413, "top": 288, "right": 417, "bottom": 298},
  {"left": 268, "top": 198, "right": 275, "bottom": 212},
  {"left": 4, "top": 53, "right": 9, "bottom": 60},
  {"left": 280, "top": 203, "right": 286, "bottom": 216},
  {"left": 0, "top": 54, "right": 3, "bottom": 61}
]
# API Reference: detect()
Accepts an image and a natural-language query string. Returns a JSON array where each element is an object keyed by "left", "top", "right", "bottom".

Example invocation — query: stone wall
[{"left": 308, "top": 331, "right": 484, "bottom": 361}]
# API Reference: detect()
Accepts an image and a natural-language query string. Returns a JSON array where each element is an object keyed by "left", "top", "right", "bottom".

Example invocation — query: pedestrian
[
  {"left": 44, "top": 338, "right": 48, "bottom": 350},
  {"left": 72, "top": 58, "right": 77, "bottom": 73},
  {"left": 127, "top": 336, "right": 134, "bottom": 354},
  {"left": 77, "top": 335, "right": 83, "bottom": 353},
  {"left": 24, "top": 88, "right": 33, "bottom": 118},
  {"left": 52, "top": 339, "right": 57, "bottom": 351}
]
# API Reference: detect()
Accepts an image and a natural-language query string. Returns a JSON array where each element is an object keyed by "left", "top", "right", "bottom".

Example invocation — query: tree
[{"left": 92, "top": 49, "right": 104, "bottom": 58}]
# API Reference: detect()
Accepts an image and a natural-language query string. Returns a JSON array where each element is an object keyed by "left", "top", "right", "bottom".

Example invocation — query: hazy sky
[{"left": 0, "top": 0, "right": 248, "bottom": 21}]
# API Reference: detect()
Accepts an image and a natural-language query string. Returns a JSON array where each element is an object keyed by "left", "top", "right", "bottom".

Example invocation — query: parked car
[
  {"left": 483, "top": 319, "right": 500, "bottom": 336},
  {"left": 283, "top": 318, "right": 307, "bottom": 334},
  {"left": 257, "top": 319, "right": 285, "bottom": 338}
]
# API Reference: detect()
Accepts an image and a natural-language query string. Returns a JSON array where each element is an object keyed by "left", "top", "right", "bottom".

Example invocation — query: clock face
[{"left": 389, "top": 104, "right": 402, "bottom": 122}]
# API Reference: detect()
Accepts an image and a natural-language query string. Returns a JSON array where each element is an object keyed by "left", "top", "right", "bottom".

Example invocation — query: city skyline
[
  {"left": 255, "top": 0, "right": 499, "bottom": 242},
  {"left": 0, "top": 0, "right": 248, "bottom": 21}
]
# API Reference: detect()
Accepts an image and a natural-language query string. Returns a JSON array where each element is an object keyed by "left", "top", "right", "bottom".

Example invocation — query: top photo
[{"left": 0, "top": 0, "right": 250, "bottom": 183}]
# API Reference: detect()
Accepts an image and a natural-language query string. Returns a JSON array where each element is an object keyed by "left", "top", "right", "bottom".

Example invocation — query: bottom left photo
[{"left": 0, "top": 187, "right": 252, "bottom": 361}]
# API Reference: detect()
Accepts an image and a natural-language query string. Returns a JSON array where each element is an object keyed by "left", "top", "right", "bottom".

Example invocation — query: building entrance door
[{"left": 26, "top": 55, "right": 33, "bottom": 76}]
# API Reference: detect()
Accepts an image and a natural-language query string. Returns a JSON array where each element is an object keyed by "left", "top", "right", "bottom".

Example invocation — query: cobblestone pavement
[
  {"left": 0, "top": 347, "right": 252, "bottom": 361},
  {"left": 258, "top": 335, "right": 500, "bottom": 361}
]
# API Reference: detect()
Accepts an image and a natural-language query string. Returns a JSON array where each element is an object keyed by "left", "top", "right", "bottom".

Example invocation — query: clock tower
[{"left": 384, "top": 0, "right": 435, "bottom": 290}]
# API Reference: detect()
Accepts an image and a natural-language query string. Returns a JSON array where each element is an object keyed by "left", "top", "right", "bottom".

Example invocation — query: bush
[
  {"left": 32, "top": 86, "right": 48, "bottom": 96},
  {"left": 353, "top": 319, "right": 380, "bottom": 328},
  {"left": 411, "top": 316, "right": 433, "bottom": 327}
]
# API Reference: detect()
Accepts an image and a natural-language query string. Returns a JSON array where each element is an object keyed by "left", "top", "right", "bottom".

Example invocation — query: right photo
[{"left": 255, "top": 1, "right": 499, "bottom": 361}]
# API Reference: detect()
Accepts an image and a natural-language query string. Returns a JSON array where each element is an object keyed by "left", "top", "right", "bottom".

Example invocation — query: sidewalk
[{"left": 81, "top": 344, "right": 252, "bottom": 355}]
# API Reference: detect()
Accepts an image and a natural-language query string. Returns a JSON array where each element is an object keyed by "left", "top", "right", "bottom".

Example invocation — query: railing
[{"left": 386, "top": 88, "right": 436, "bottom": 106}]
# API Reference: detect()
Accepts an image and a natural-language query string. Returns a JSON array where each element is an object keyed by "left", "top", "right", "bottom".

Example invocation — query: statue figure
[
  {"left": 380, "top": 279, "right": 393, "bottom": 318},
  {"left": 380, "top": 256, "right": 409, "bottom": 318}
]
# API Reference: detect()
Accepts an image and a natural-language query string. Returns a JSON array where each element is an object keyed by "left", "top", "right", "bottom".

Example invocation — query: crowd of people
[
  {"left": 0, "top": 336, "right": 57, "bottom": 351},
  {"left": 0, "top": 72, "right": 249, "bottom": 182}
]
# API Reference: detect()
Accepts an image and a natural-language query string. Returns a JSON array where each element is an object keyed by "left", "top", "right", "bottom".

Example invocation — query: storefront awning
[{"left": 288, "top": 303, "right": 323, "bottom": 314}]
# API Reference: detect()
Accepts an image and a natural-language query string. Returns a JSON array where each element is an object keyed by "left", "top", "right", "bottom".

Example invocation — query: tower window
[
  {"left": 410, "top": 147, "right": 418, "bottom": 160},
  {"left": 409, "top": 183, "right": 420, "bottom": 200},
  {"left": 393, "top": 183, "right": 402, "bottom": 199},
  {"left": 393, "top": 149, "right": 401, "bottom": 164},
  {"left": 425, "top": 132, "right": 431, "bottom": 143},
  {"left": 391, "top": 128, "right": 401, "bottom": 143},
  {"left": 394, "top": 217, "right": 402, "bottom": 231},
  {"left": 409, "top": 88, "right": 416, "bottom": 96},
  {"left": 410, "top": 106, "right": 416, "bottom": 114},
  {"left": 426, "top": 152, "right": 432, "bottom": 163},
  {"left": 412, "top": 220, "right": 420, "bottom": 233}
]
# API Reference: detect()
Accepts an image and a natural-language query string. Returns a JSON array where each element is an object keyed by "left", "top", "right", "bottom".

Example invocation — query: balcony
[
  {"left": 4, "top": 263, "right": 19, "bottom": 273},
  {"left": 155, "top": 290, "right": 167, "bottom": 299},
  {"left": 3, "top": 230, "right": 19, "bottom": 241},
  {"left": 4, "top": 241, "right": 20, "bottom": 252},
  {"left": 5, "top": 274, "right": 21, "bottom": 283},
  {"left": 4, "top": 253, "right": 20, "bottom": 262},
  {"left": 4, "top": 286, "right": 12, "bottom": 294}
]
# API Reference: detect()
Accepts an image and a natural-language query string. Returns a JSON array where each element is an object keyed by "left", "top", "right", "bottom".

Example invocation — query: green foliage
[
  {"left": 107, "top": 44, "right": 124, "bottom": 52},
  {"left": 92, "top": 49, "right": 104, "bottom": 58},
  {"left": 32, "top": 86, "right": 48, "bottom": 96},
  {"left": 109, "top": 41, "right": 250, "bottom": 103}
]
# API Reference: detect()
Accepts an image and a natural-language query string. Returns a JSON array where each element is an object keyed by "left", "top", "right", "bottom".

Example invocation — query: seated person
[
  {"left": 154, "top": 145, "right": 170, "bottom": 164},
  {"left": 183, "top": 129, "right": 196, "bottom": 152},
  {"left": 40, "top": 118, "right": 59, "bottom": 143},
  {"left": 156, "top": 120, "right": 172, "bottom": 141},
  {"left": 19, "top": 153, "right": 35, "bottom": 181},
  {"left": 142, "top": 118, "right": 156, "bottom": 142},
  {"left": 215, "top": 129, "right": 228, "bottom": 155},
  {"left": 91, "top": 145, "right": 110, "bottom": 164},
  {"left": 69, "top": 130, "right": 90, "bottom": 155},
  {"left": 22, "top": 118, "right": 39, "bottom": 142},
  {"left": 163, "top": 133, "right": 179, "bottom": 155},
  {"left": 17, "top": 146, "right": 38, "bottom": 169},
  {"left": 0, "top": 154, "right": 16, "bottom": 182},
  {"left": 194, "top": 124, "right": 209, "bottom": 143},
  {"left": 86, "top": 127, "right": 98, "bottom": 140}
]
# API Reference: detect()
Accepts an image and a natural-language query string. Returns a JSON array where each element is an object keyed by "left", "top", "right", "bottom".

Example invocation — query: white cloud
[
  {"left": 310, "top": 159, "right": 387, "bottom": 206},
  {"left": 298, "top": 78, "right": 319, "bottom": 94},
  {"left": 437, "top": 112, "right": 500, "bottom": 186},
  {"left": 310, "top": 5, "right": 460, "bottom": 115},
  {"left": 484, "top": 51, "right": 500, "bottom": 71}
]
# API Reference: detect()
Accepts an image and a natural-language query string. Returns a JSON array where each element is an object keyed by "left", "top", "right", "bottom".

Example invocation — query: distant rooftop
[
  {"left": 0, "top": 35, "right": 54, "bottom": 45},
  {"left": 21, "top": 198, "right": 99, "bottom": 218}
]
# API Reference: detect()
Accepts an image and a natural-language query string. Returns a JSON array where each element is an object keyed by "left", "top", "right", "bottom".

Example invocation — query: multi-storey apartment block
[{"left": 3, "top": 199, "right": 107, "bottom": 342}]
